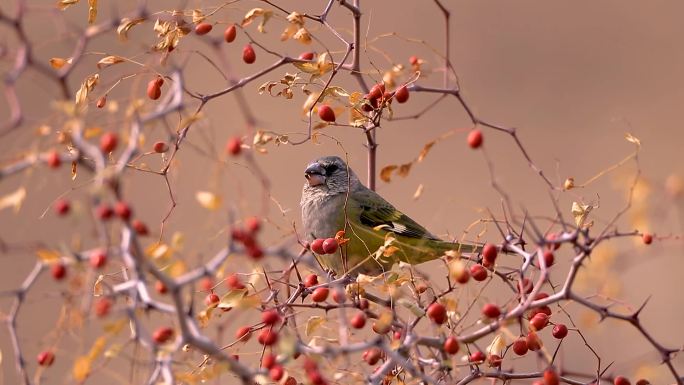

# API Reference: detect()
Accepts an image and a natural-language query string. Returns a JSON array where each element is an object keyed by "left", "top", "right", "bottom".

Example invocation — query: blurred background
[{"left": 0, "top": 1, "right": 683, "bottom": 384}]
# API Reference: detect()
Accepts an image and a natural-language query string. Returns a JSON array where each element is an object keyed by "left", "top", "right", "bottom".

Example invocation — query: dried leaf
[
  {"left": 241, "top": 8, "right": 273, "bottom": 33},
  {"left": 306, "top": 316, "right": 325, "bottom": 336},
  {"left": 93, "top": 274, "right": 105, "bottom": 296},
  {"left": 625, "top": 132, "right": 641, "bottom": 146},
  {"left": 397, "top": 163, "right": 412, "bottom": 177},
  {"left": 36, "top": 249, "right": 60, "bottom": 262},
  {"left": 146, "top": 243, "right": 171, "bottom": 260},
  {"left": 87, "top": 0, "right": 97, "bottom": 24},
  {"left": 0, "top": 187, "right": 26, "bottom": 213},
  {"left": 103, "top": 343, "right": 122, "bottom": 359},
  {"left": 192, "top": 9, "right": 205, "bottom": 24},
  {"left": 217, "top": 288, "right": 248, "bottom": 310},
  {"left": 417, "top": 141, "right": 435, "bottom": 162},
  {"left": 195, "top": 191, "right": 222, "bottom": 211},
  {"left": 117, "top": 17, "right": 145, "bottom": 41},
  {"left": 87, "top": 336, "right": 106, "bottom": 361},
  {"left": 486, "top": 334, "right": 506, "bottom": 356},
  {"left": 71, "top": 161, "right": 78, "bottom": 180},
  {"left": 293, "top": 52, "right": 333, "bottom": 76},
  {"left": 412, "top": 184, "right": 424, "bottom": 200},
  {"left": 293, "top": 27, "right": 312, "bottom": 45},
  {"left": 49, "top": 57, "right": 72, "bottom": 69},
  {"left": 563, "top": 177, "right": 575, "bottom": 190},
  {"left": 571, "top": 201, "right": 594, "bottom": 228},
  {"left": 75, "top": 73, "right": 99, "bottom": 107},
  {"left": 380, "top": 165, "right": 398, "bottom": 183},
  {"left": 57, "top": 0, "right": 80, "bottom": 10},
  {"left": 96, "top": 56, "right": 125, "bottom": 69}
]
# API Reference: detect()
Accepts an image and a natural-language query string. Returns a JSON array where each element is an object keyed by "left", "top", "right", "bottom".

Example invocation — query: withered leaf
[
  {"left": 306, "top": 316, "right": 325, "bottom": 336},
  {"left": 87, "top": 0, "right": 97, "bottom": 24},
  {"left": 241, "top": 8, "right": 273, "bottom": 33},
  {"left": 380, "top": 165, "right": 398, "bottom": 183},
  {"left": 417, "top": 141, "right": 435, "bottom": 162},
  {"left": 49, "top": 57, "right": 72, "bottom": 70},
  {"left": 57, "top": 0, "right": 80, "bottom": 10},
  {"left": 96, "top": 55, "right": 125, "bottom": 69},
  {"left": 0, "top": 187, "right": 26, "bottom": 213},
  {"left": 116, "top": 17, "right": 145, "bottom": 41},
  {"left": 75, "top": 73, "right": 100, "bottom": 107},
  {"left": 196, "top": 191, "right": 222, "bottom": 211}
]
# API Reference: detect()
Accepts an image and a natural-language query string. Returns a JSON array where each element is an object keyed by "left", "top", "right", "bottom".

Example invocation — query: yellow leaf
[
  {"left": 412, "top": 184, "right": 424, "bottom": 200},
  {"left": 571, "top": 201, "right": 594, "bottom": 228},
  {"left": 103, "top": 343, "right": 121, "bottom": 359},
  {"left": 87, "top": 0, "right": 97, "bottom": 24},
  {"left": 171, "top": 232, "right": 185, "bottom": 249},
  {"left": 217, "top": 288, "right": 248, "bottom": 310},
  {"left": 379, "top": 165, "right": 398, "bottom": 183},
  {"left": 116, "top": 17, "right": 145, "bottom": 41},
  {"left": 417, "top": 141, "right": 435, "bottom": 163},
  {"left": 167, "top": 260, "right": 187, "bottom": 277},
  {"left": 0, "top": 187, "right": 26, "bottom": 213},
  {"left": 87, "top": 336, "right": 107, "bottom": 361},
  {"left": 71, "top": 161, "right": 78, "bottom": 180},
  {"left": 195, "top": 191, "right": 221, "bottom": 211},
  {"left": 96, "top": 55, "right": 125, "bottom": 69},
  {"left": 36, "top": 249, "right": 60, "bottom": 262},
  {"left": 75, "top": 73, "right": 99, "bottom": 108},
  {"left": 293, "top": 27, "right": 312, "bottom": 45},
  {"left": 93, "top": 274, "right": 105, "bottom": 296},
  {"left": 306, "top": 316, "right": 325, "bottom": 336},
  {"left": 241, "top": 8, "right": 273, "bottom": 33},
  {"left": 146, "top": 243, "right": 171, "bottom": 259},
  {"left": 192, "top": 9, "right": 205, "bottom": 24},
  {"left": 563, "top": 177, "right": 575, "bottom": 190},
  {"left": 397, "top": 163, "right": 412, "bottom": 178},
  {"left": 83, "top": 126, "right": 102, "bottom": 139},
  {"left": 72, "top": 355, "right": 91, "bottom": 382}
]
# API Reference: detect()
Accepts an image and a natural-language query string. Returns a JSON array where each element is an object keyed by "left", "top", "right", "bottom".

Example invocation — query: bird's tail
[{"left": 394, "top": 238, "right": 483, "bottom": 266}]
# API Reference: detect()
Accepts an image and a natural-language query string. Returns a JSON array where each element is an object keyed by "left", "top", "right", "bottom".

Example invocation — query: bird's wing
[{"left": 351, "top": 188, "right": 441, "bottom": 241}]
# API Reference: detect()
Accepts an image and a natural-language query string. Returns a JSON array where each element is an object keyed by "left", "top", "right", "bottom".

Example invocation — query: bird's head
[{"left": 303, "top": 156, "right": 360, "bottom": 195}]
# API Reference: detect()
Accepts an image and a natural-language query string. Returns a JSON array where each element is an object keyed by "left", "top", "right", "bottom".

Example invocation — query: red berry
[
  {"left": 195, "top": 22, "right": 213, "bottom": 35},
  {"left": 409, "top": 56, "right": 419, "bottom": 65},
  {"left": 538, "top": 250, "right": 555, "bottom": 268},
  {"left": 299, "top": 51, "right": 315, "bottom": 60},
  {"left": 546, "top": 232, "right": 562, "bottom": 250},
  {"left": 614, "top": 376, "right": 631, "bottom": 385},
  {"left": 46, "top": 150, "right": 61, "bottom": 168},
  {"left": 37, "top": 351, "right": 55, "bottom": 366},
  {"left": 100, "top": 132, "right": 118, "bottom": 153},
  {"left": 427, "top": 302, "right": 447, "bottom": 324},
  {"left": 153, "top": 141, "right": 169, "bottom": 153},
  {"left": 54, "top": 199, "right": 70, "bottom": 216},
  {"left": 154, "top": 76, "right": 164, "bottom": 88},
  {"left": 235, "top": 326, "right": 252, "bottom": 341},
  {"left": 97, "top": 203, "right": 113, "bottom": 220},
  {"left": 96, "top": 95, "right": 107, "bottom": 108},
  {"left": 153, "top": 326, "right": 174, "bottom": 344},
  {"left": 527, "top": 331, "right": 542, "bottom": 351},
  {"left": 482, "top": 303, "right": 501, "bottom": 318},
  {"left": 226, "top": 137, "right": 242, "bottom": 156},
  {"left": 394, "top": 86, "right": 409, "bottom": 103},
  {"left": 363, "top": 348, "right": 382, "bottom": 365},
  {"left": 90, "top": 249, "right": 107, "bottom": 269},
  {"left": 304, "top": 274, "right": 318, "bottom": 288},
  {"left": 322, "top": 238, "right": 338, "bottom": 254},
  {"left": 635, "top": 379, "right": 650, "bottom": 385},
  {"left": 200, "top": 277, "right": 214, "bottom": 291},
  {"left": 262, "top": 353, "right": 276, "bottom": 369},
  {"left": 246, "top": 245, "right": 263, "bottom": 259},
  {"left": 147, "top": 80, "right": 161, "bottom": 100},
  {"left": 467, "top": 129, "right": 483, "bottom": 149},
  {"left": 469, "top": 351, "right": 485, "bottom": 363},
  {"left": 350, "top": 312, "right": 366, "bottom": 329},
  {"left": 51, "top": 263, "right": 67, "bottom": 280},
  {"left": 317, "top": 105, "right": 336, "bottom": 122},
  {"left": 132, "top": 219, "right": 149, "bottom": 236},
  {"left": 245, "top": 216, "right": 261, "bottom": 233},
  {"left": 114, "top": 201, "right": 132, "bottom": 220},
  {"left": 243, "top": 44, "right": 256, "bottom": 64},
  {"left": 512, "top": 338, "right": 528, "bottom": 356},
  {"left": 310, "top": 239, "right": 326, "bottom": 254},
  {"left": 518, "top": 278, "right": 533, "bottom": 294},
  {"left": 552, "top": 324, "right": 568, "bottom": 339},
  {"left": 529, "top": 313, "right": 549, "bottom": 331},
  {"left": 332, "top": 289, "right": 346, "bottom": 303},
  {"left": 224, "top": 24, "right": 237, "bottom": 43},
  {"left": 368, "top": 83, "right": 385, "bottom": 100},
  {"left": 94, "top": 297, "right": 112, "bottom": 317},
  {"left": 257, "top": 329, "right": 278, "bottom": 345},
  {"left": 470, "top": 264, "right": 488, "bottom": 281},
  {"left": 443, "top": 336, "right": 459, "bottom": 354},
  {"left": 262, "top": 309, "right": 281, "bottom": 325},
  {"left": 482, "top": 243, "right": 497, "bottom": 263},
  {"left": 544, "top": 369, "right": 560, "bottom": 385},
  {"left": 205, "top": 293, "right": 220, "bottom": 306},
  {"left": 488, "top": 354, "right": 502, "bottom": 367},
  {"left": 642, "top": 233, "right": 653, "bottom": 245},
  {"left": 155, "top": 280, "right": 167, "bottom": 294},
  {"left": 311, "top": 287, "right": 329, "bottom": 302},
  {"left": 226, "top": 273, "right": 245, "bottom": 289},
  {"left": 358, "top": 298, "right": 369, "bottom": 310},
  {"left": 269, "top": 365, "right": 284, "bottom": 381}
]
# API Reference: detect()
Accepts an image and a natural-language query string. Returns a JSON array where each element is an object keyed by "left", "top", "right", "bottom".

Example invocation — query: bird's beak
[{"left": 304, "top": 163, "right": 326, "bottom": 187}]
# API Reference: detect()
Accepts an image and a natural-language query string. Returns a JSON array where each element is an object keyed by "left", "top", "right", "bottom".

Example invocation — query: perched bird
[{"left": 300, "top": 156, "right": 480, "bottom": 276}]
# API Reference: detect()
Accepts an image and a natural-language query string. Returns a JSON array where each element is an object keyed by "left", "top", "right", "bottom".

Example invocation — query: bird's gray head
[{"left": 303, "top": 156, "right": 360, "bottom": 195}]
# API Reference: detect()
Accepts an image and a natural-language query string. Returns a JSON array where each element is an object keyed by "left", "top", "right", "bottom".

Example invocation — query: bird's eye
[{"left": 324, "top": 164, "right": 339, "bottom": 175}]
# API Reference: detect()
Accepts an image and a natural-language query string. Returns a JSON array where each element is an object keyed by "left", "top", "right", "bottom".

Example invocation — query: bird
[{"left": 300, "top": 155, "right": 481, "bottom": 276}]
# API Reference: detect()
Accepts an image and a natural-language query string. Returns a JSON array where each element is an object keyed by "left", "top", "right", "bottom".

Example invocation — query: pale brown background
[{"left": 1, "top": 1, "right": 683, "bottom": 384}]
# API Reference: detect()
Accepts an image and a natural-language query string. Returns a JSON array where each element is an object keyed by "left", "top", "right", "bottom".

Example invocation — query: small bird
[{"left": 300, "top": 156, "right": 480, "bottom": 276}]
